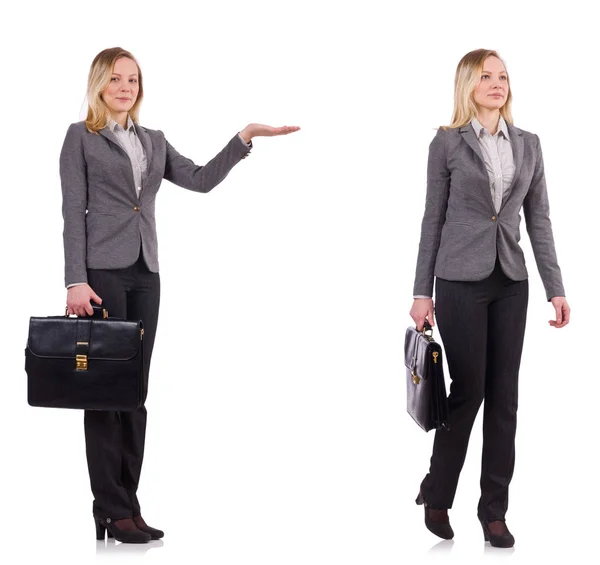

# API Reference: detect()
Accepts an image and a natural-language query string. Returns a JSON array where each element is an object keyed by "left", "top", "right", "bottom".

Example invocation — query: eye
[
  {"left": 111, "top": 77, "right": 119, "bottom": 82},
  {"left": 500, "top": 75, "right": 508, "bottom": 80},
  {"left": 481, "top": 74, "right": 490, "bottom": 79},
  {"left": 129, "top": 79, "right": 138, "bottom": 83}
]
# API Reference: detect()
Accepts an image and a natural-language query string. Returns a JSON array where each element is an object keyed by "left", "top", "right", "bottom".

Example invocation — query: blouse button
[
  {"left": 492, "top": 215, "right": 497, "bottom": 221},
  {"left": 133, "top": 206, "right": 140, "bottom": 212}
]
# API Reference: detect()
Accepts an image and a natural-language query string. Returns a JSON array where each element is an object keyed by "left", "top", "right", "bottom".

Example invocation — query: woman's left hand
[
  {"left": 239, "top": 123, "right": 300, "bottom": 143},
  {"left": 549, "top": 296, "right": 570, "bottom": 328}
]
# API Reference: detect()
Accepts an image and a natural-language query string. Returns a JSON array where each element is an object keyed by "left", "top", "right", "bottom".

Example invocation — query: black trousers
[
  {"left": 420, "top": 260, "right": 528, "bottom": 523},
  {"left": 84, "top": 251, "right": 160, "bottom": 519}
]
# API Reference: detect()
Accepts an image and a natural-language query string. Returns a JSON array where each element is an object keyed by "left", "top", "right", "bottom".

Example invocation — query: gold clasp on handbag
[
  {"left": 411, "top": 370, "right": 421, "bottom": 385},
  {"left": 432, "top": 352, "right": 439, "bottom": 364},
  {"left": 76, "top": 354, "right": 88, "bottom": 371}
]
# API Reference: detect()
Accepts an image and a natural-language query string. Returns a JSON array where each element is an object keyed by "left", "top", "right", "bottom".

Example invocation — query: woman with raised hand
[{"left": 60, "top": 46, "right": 299, "bottom": 544}]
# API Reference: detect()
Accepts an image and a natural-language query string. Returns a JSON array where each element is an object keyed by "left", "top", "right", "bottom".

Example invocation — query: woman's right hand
[
  {"left": 66, "top": 284, "right": 103, "bottom": 317},
  {"left": 410, "top": 298, "right": 435, "bottom": 331}
]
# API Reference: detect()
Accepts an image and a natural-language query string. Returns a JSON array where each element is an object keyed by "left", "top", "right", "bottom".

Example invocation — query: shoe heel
[
  {"left": 95, "top": 517, "right": 106, "bottom": 541},
  {"left": 481, "top": 522, "right": 489, "bottom": 542}
]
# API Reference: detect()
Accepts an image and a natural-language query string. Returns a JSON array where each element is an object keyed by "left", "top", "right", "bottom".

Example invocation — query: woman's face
[
  {"left": 101, "top": 57, "right": 140, "bottom": 116},
  {"left": 472, "top": 56, "right": 509, "bottom": 112}
]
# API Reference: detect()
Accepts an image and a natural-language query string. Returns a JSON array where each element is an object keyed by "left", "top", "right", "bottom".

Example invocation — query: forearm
[{"left": 163, "top": 133, "right": 252, "bottom": 193}]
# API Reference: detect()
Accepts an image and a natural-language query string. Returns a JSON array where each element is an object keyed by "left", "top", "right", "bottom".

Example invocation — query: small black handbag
[
  {"left": 25, "top": 305, "right": 145, "bottom": 411},
  {"left": 404, "top": 320, "right": 449, "bottom": 432}
]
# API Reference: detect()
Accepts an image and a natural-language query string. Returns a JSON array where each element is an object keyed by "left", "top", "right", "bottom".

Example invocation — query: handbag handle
[{"left": 64, "top": 303, "right": 108, "bottom": 319}]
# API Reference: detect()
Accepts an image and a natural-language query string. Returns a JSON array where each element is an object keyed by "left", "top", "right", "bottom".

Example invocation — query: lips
[{"left": 116, "top": 97, "right": 131, "bottom": 101}]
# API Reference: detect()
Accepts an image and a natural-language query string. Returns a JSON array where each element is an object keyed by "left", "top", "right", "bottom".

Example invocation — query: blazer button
[
  {"left": 492, "top": 215, "right": 497, "bottom": 221},
  {"left": 133, "top": 206, "right": 140, "bottom": 212}
]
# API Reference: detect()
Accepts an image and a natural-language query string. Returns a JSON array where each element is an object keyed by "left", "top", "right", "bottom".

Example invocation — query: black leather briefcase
[
  {"left": 25, "top": 305, "right": 145, "bottom": 411},
  {"left": 404, "top": 320, "right": 449, "bottom": 432}
]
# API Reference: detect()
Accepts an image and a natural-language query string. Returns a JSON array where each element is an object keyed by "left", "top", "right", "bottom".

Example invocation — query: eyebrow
[
  {"left": 111, "top": 72, "right": 139, "bottom": 77},
  {"left": 482, "top": 70, "right": 508, "bottom": 74}
]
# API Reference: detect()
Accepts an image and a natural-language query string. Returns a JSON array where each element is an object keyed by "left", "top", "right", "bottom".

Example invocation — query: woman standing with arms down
[
  {"left": 409, "top": 49, "right": 569, "bottom": 548},
  {"left": 60, "top": 47, "right": 299, "bottom": 544}
]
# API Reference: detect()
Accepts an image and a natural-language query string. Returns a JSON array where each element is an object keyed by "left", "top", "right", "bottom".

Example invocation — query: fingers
[
  {"left": 548, "top": 304, "right": 570, "bottom": 328},
  {"left": 279, "top": 125, "right": 300, "bottom": 135},
  {"left": 266, "top": 125, "right": 301, "bottom": 136},
  {"left": 66, "top": 288, "right": 101, "bottom": 318},
  {"left": 555, "top": 304, "right": 563, "bottom": 326},
  {"left": 410, "top": 299, "right": 434, "bottom": 332},
  {"left": 427, "top": 306, "right": 435, "bottom": 327}
]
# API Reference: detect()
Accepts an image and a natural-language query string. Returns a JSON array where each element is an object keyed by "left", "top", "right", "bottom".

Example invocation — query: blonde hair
[
  {"left": 443, "top": 49, "right": 513, "bottom": 130},
  {"left": 85, "top": 47, "right": 144, "bottom": 134}
]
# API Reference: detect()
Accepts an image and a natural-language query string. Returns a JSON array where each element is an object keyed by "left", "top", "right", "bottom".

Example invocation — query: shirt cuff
[
  {"left": 413, "top": 295, "right": 432, "bottom": 299},
  {"left": 67, "top": 282, "right": 87, "bottom": 289},
  {"left": 237, "top": 132, "right": 252, "bottom": 148}
]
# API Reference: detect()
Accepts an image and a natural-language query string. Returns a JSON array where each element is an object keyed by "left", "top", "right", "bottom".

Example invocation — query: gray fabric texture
[
  {"left": 413, "top": 123, "right": 565, "bottom": 301},
  {"left": 60, "top": 121, "right": 251, "bottom": 287}
]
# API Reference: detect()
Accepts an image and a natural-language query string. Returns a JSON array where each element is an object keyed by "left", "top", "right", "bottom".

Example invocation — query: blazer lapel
[
  {"left": 135, "top": 123, "right": 154, "bottom": 174},
  {"left": 459, "top": 125, "right": 495, "bottom": 210},
  {"left": 98, "top": 126, "right": 122, "bottom": 149},
  {"left": 98, "top": 127, "right": 137, "bottom": 199},
  {"left": 99, "top": 122, "right": 153, "bottom": 200},
  {"left": 500, "top": 123, "right": 524, "bottom": 209}
]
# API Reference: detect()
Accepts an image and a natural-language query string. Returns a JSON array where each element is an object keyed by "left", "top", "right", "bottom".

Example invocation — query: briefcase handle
[
  {"left": 422, "top": 319, "right": 433, "bottom": 337},
  {"left": 64, "top": 303, "right": 108, "bottom": 319}
]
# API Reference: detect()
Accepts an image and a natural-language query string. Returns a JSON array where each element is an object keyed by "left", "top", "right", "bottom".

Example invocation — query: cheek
[{"left": 103, "top": 84, "right": 116, "bottom": 97}]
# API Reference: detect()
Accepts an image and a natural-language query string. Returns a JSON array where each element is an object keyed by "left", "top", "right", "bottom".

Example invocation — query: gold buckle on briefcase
[
  {"left": 76, "top": 354, "right": 88, "bottom": 371},
  {"left": 411, "top": 370, "right": 421, "bottom": 385}
]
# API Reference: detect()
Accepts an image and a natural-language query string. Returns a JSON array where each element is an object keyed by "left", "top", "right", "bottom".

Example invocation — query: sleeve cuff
[{"left": 237, "top": 132, "right": 252, "bottom": 149}]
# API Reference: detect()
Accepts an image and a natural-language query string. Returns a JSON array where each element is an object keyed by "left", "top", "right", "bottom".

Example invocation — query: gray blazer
[
  {"left": 59, "top": 121, "right": 251, "bottom": 287},
  {"left": 413, "top": 123, "right": 565, "bottom": 301}
]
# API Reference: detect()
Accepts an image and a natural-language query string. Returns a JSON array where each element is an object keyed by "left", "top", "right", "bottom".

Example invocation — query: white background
[{"left": 1, "top": 0, "right": 597, "bottom": 563}]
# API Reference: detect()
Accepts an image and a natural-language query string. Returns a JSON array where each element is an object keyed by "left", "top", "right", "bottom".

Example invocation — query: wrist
[{"left": 239, "top": 127, "right": 253, "bottom": 144}]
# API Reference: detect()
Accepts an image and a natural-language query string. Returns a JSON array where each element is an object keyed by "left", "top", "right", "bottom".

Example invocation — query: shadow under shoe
[
  {"left": 133, "top": 515, "right": 164, "bottom": 539},
  {"left": 416, "top": 492, "right": 454, "bottom": 540},
  {"left": 94, "top": 516, "right": 151, "bottom": 543},
  {"left": 480, "top": 519, "right": 515, "bottom": 548}
]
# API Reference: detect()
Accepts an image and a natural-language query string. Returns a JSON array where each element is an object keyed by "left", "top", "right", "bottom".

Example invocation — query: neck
[
  {"left": 475, "top": 108, "right": 501, "bottom": 136},
  {"left": 110, "top": 111, "right": 129, "bottom": 129}
]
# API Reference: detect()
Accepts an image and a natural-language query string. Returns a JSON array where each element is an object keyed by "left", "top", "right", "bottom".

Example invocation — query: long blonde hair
[
  {"left": 444, "top": 49, "right": 513, "bottom": 130},
  {"left": 85, "top": 47, "right": 144, "bottom": 134}
]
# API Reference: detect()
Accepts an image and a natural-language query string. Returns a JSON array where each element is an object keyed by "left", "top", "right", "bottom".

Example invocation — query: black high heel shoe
[
  {"left": 415, "top": 492, "right": 454, "bottom": 540},
  {"left": 94, "top": 516, "right": 152, "bottom": 543},
  {"left": 480, "top": 519, "right": 515, "bottom": 548},
  {"left": 133, "top": 515, "right": 164, "bottom": 540}
]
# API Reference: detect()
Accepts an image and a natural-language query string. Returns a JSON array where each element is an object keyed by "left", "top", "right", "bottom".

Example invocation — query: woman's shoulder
[
  {"left": 427, "top": 126, "right": 460, "bottom": 153},
  {"left": 64, "top": 120, "right": 88, "bottom": 136},
  {"left": 135, "top": 123, "right": 164, "bottom": 138},
  {"left": 508, "top": 124, "right": 542, "bottom": 151}
]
